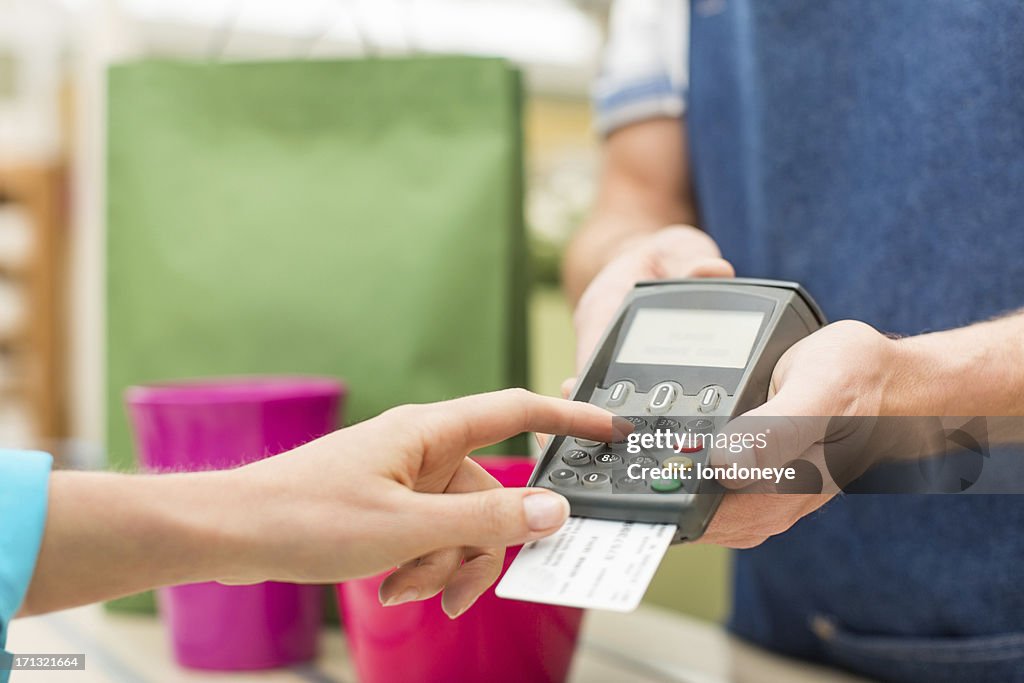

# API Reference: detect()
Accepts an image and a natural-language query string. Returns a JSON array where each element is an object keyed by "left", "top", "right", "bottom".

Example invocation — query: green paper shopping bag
[{"left": 106, "top": 57, "right": 528, "bottom": 611}]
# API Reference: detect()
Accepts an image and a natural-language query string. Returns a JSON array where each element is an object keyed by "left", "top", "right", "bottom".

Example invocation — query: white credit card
[{"left": 496, "top": 517, "right": 677, "bottom": 612}]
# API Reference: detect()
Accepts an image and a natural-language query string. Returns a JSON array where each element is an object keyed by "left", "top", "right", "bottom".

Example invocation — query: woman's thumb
[{"left": 417, "top": 488, "right": 570, "bottom": 551}]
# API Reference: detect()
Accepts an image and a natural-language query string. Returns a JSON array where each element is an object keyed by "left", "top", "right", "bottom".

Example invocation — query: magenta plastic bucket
[
  {"left": 337, "top": 456, "right": 584, "bottom": 683},
  {"left": 126, "top": 376, "right": 345, "bottom": 670}
]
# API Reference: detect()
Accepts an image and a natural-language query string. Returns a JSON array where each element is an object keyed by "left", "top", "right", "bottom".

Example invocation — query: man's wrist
[{"left": 887, "top": 332, "right": 968, "bottom": 416}]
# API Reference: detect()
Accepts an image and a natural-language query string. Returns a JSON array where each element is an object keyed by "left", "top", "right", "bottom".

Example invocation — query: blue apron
[{"left": 687, "top": 1, "right": 1024, "bottom": 681}]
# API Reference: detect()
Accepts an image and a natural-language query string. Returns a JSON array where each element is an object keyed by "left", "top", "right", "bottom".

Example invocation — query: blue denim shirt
[
  {"left": 0, "top": 451, "right": 52, "bottom": 682},
  {"left": 685, "top": 1, "right": 1024, "bottom": 681}
]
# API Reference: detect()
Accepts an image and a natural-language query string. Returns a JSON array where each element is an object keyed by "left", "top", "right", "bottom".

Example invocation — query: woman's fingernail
[
  {"left": 444, "top": 599, "right": 474, "bottom": 620},
  {"left": 612, "top": 416, "right": 635, "bottom": 441},
  {"left": 523, "top": 492, "right": 569, "bottom": 531},
  {"left": 383, "top": 588, "right": 418, "bottom": 607}
]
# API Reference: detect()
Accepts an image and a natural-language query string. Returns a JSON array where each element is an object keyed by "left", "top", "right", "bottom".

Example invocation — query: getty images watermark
[
  {"left": 623, "top": 428, "right": 799, "bottom": 485},
  {"left": 612, "top": 416, "right": 1024, "bottom": 494}
]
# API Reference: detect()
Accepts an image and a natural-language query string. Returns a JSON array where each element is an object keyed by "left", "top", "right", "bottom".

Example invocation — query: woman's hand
[
  {"left": 225, "top": 393, "right": 622, "bottom": 618},
  {"left": 233, "top": 389, "right": 623, "bottom": 616},
  {"left": 234, "top": 387, "right": 622, "bottom": 618},
  {"left": 24, "top": 390, "right": 623, "bottom": 619}
]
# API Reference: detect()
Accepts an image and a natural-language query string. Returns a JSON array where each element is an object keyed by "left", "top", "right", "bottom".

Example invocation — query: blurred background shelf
[{"left": 0, "top": 163, "right": 68, "bottom": 453}]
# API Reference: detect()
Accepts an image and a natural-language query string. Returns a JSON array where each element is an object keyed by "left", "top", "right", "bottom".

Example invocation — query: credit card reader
[{"left": 530, "top": 278, "right": 826, "bottom": 543}]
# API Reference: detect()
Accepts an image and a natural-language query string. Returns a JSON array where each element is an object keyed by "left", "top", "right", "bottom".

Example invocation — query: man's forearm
[
  {"left": 890, "top": 310, "right": 1024, "bottom": 415},
  {"left": 564, "top": 209, "right": 686, "bottom": 303},
  {"left": 563, "top": 118, "right": 697, "bottom": 304},
  {"left": 20, "top": 471, "right": 249, "bottom": 616}
]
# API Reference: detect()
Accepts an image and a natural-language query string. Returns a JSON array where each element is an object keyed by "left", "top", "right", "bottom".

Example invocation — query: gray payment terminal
[{"left": 529, "top": 278, "right": 826, "bottom": 543}]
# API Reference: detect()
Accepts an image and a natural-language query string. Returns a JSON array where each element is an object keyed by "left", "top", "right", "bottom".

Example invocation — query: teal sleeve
[{"left": 0, "top": 450, "right": 53, "bottom": 677}]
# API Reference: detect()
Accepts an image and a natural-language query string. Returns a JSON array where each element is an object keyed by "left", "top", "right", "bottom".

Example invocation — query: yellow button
[{"left": 662, "top": 455, "right": 694, "bottom": 470}]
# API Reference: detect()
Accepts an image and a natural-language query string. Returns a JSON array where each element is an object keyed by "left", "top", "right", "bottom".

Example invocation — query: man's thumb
[{"left": 419, "top": 488, "right": 570, "bottom": 550}]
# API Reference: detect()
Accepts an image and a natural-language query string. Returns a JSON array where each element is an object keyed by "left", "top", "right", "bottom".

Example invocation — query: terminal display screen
[{"left": 616, "top": 309, "right": 764, "bottom": 369}]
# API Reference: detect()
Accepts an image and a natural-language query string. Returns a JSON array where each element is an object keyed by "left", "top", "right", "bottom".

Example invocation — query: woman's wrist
[
  {"left": 114, "top": 471, "right": 255, "bottom": 587},
  {"left": 168, "top": 469, "right": 277, "bottom": 585},
  {"left": 87, "top": 470, "right": 261, "bottom": 588}
]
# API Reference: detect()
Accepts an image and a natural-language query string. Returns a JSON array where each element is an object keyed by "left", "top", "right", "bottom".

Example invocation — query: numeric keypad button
[
  {"left": 627, "top": 455, "right": 659, "bottom": 468},
  {"left": 562, "top": 449, "right": 591, "bottom": 467},
  {"left": 593, "top": 452, "right": 623, "bottom": 467},
  {"left": 621, "top": 416, "right": 647, "bottom": 429},
  {"left": 549, "top": 469, "right": 578, "bottom": 486},
  {"left": 614, "top": 474, "right": 646, "bottom": 491},
  {"left": 686, "top": 418, "right": 716, "bottom": 434}
]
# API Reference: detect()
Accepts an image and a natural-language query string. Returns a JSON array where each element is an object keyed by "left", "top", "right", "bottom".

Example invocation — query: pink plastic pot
[
  {"left": 126, "top": 376, "right": 344, "bottom": 670},
  {"left": 337, "top": 456, "right": 584, "bottom": 683}
]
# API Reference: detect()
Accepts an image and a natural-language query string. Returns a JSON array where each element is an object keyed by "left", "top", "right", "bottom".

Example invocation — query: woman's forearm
[{"left": 20, "top": 471, "right": 249, "bottom": 616}]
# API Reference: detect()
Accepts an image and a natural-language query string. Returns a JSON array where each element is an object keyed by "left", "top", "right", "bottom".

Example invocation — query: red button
[{"left": 676, "top": 434, "right": 704, "bottom": 453}]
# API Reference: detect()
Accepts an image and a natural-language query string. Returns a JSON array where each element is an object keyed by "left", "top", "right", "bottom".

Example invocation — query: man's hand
[
  {"left": 573, "top": 225, "right": 733, "bottom": 371},
  {"left": 700, "top": 320, "right": 900, "bottom": 548}
]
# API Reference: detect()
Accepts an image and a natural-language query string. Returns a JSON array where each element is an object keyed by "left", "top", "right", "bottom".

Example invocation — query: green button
[{"left": 651, "top": 477, "right": 682, "bottom": 493}]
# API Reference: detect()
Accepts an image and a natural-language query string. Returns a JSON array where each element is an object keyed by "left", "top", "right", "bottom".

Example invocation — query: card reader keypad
[{"left": 545, "top": 380, "right": 728, "bottom": 495}]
